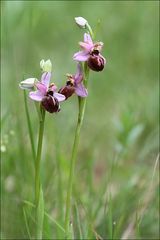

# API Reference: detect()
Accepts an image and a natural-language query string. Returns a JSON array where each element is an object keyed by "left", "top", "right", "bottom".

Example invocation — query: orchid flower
[
  {"left": 73, "top": 33, "right": 106, "bottom": 71},
  {"left": 29, "top": 72, "right": 65, "bottom": 113},
  {"left": 59, "top": 63, "right": 88, "bottom": 99}
]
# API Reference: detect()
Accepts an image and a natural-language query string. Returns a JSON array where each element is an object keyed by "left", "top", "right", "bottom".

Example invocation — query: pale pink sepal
[
  {"left": 75, "top": 82, "right": 88, "bottom": 97},
  {"left": 29, "top": 91, "right": 44, "bottom": 101},
  {"left": 41, "top": 72, "right": 51, "bottom": 88},
  {"left": 54, "top": 92, "right": 66, "bottom": 102}
]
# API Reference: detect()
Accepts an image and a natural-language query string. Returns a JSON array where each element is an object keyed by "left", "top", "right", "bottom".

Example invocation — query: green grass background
[{"left": 1, "top": 1, "right": 159, "bottom": 239}]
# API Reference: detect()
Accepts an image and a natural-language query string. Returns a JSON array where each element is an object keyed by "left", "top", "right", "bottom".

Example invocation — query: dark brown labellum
[
  {"left": 41, "top": 95, "right": 60, "bottom": 113},
  {"left": 87, "top": 54, "right": 105, "bottom": 72},
  {"left": 58, "top": 85, "right": 75, "bottom": 99}
]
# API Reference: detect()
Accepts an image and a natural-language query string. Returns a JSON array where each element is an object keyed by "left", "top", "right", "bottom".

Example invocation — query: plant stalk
[
  {"left": 65, "top": 63, "right": 89, "bottom": 238},
  {"left": 35, "top": 106, "right": 45, "bottom": 239},
  {"left": 23, "top": 90, "right": 36, "bottom": 161}
]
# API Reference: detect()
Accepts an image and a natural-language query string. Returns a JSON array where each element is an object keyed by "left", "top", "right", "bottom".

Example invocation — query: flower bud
[
  {"left": 75, "top": 17, "right": 88, "bottom": 28},
  {"left": 19, "top": 78, "right": 37, "bottom": 90},
  {"left": 87, "top": 52, "right": 106, "bottom": 72},
  {"left": 40, "top": 59, "right": 52, "bottom": 72},
  {"left": 41, "top": 95, "right": 60, "bottom": 113}
]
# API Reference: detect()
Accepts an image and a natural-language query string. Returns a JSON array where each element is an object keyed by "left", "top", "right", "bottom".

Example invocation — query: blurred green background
[{"left": 1, "top": 1, "right": 159, "bottom": 239}]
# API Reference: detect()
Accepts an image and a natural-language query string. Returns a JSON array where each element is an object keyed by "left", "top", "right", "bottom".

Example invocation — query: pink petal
[
  {"left": 41, "top": 72, "right": 51, "bottom": 88},
  {"left": 73, "top": 51, "right": 90, "bottom": 62},
  {"left": 29, "top": 91, "right": 44, "bottom": 101},
  {"left": 53, "top": 92, "right": 66, "bottom": 102},
  {"left": 36, "top": 82, "right": 47, "bottom": 95},
  {"left": 79, "top": 42, "right": 92, "bottom": 52},
  {"left": 50, "top": 84, "right": 57, "bottom": 92},
  {"left": 84, "top": 33, "right": 93, "bottom": 45},
  {"left": 74, "top": 63, "right": 83, "bottom": 84},
  {"left": 75, "top": 82, "right": 88, "bottom": 97}
]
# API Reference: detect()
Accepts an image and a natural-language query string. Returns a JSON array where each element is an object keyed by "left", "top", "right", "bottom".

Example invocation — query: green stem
[
  {"left": 35, "top": 106, "right": 45, "bottom": 238},
  {"left": 65, "top": 63, "right": 89, "bottom": 238},
  {"left": 86, "top": 23, "right": 94, "bottom": 39},
  {"left": 54, "top": 123, "right": 63, "bottom": 238},
  {"left": 23, "top": 90, "right": 36, "bottom": 161},
  {"left": 54, "top": 123, "right": 63, "bottom": 220}
]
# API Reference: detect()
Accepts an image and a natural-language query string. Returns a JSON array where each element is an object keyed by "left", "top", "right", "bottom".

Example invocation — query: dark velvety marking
[
  {"left": 58, "top": 85, "right": 75, "bottom": 99},
  {"left": 87, "top": 54, "right": 105, "bottom": 72},
  {"left": 92, "top": 49, "right": 99, "bottom": 56},
  {"left": 47, "top": 90, "right": 54, "bottom": 96},
  {"left": 66, "top": 80, "right": 74, "bottom": 86},
  {"left": 41, "top": 95, "right": 60, "bottom": 113}
]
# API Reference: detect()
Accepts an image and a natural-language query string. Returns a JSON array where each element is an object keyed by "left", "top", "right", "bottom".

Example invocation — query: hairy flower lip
[
  {"left": 41, "top": 95, "right": 60, "bottom": 113},
  {"left": 58, "top": 85, "right": 75, "bottom": 99},
  {"left": 87, "top": 54, "right": 106, "bottom": 72}
]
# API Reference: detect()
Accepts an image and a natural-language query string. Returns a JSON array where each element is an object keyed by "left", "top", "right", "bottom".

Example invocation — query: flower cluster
[{"left": 19, "top": 17, "right": 106, "bottom": 114}]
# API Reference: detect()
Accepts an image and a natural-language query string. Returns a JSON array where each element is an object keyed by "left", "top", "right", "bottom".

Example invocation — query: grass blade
[
  {"left": 45, "top": 212, "right": 65, "bottom": 233},
  {"left": 23, "top": 206, "right": 31, "bottom": 239},
  {"left": 107, "top": 193, "right": 113, "bottom": 240},
  {"left": 23, "top": 200, "right": 65, "bottom": 233},
  {"left": 75, "top": 202, "right": 83, "bottom": 239}
]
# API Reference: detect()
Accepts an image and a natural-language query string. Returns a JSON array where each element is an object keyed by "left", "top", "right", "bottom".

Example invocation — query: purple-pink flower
[
  {"left": 73, "top": 33, "right": 106, "bottom": 71},
  {"left": 29, "top": 72, "right": 65, "bottom": 113},
  {"left": 59, "top": 63, "right": 88, "bottom": 99}
]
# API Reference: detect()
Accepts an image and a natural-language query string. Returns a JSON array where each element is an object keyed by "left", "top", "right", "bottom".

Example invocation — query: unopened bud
[
  {"left": 19, "top": 78, "right": 37, "bottom": 90},
  {"left": 40, "top": 59, "right": 52, "bottom": 72},
  {"left": 75, "top": 17, "right": 88, "bottom": 28}
]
